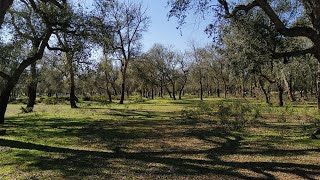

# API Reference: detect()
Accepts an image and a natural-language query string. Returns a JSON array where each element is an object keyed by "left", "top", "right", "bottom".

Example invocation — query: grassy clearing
[{"left": 0, "top": 98, "right": 320, "bottom": 179}]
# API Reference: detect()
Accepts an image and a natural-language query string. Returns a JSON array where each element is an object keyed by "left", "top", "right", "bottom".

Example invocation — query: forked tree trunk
[{"left": 26, "top": 62, "right": 38, "bottom": 111}]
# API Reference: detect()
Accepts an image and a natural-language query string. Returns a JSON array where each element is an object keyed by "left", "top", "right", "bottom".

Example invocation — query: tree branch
[
  {"left": 218, "top": 0, "right": 259, "bottom": 18},
  {"left": 219, "top": 0, "right": 320, "bottom": 50},
  {"left": 272, "top": 47, "right": 316, "bottom": 60},
  {"left": 0, "top": 71, "right": 10, "bottom": 80},
  {"left": 47, "top": 44, "right": 67, "bottom": 52}
]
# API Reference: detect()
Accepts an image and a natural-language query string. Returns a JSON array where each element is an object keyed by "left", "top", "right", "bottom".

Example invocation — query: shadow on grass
[{"left": 1, "top": 107, "right": 320, "bottom": 179}]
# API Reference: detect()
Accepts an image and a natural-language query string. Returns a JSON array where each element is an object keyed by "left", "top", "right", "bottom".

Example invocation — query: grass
[{"left": 0, "top": 97, "right": 320, "bottom": 179}]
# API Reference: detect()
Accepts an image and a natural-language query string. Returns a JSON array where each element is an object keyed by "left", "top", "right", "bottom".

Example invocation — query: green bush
[
  {"left": 132, "top": 96, "right": 146, "bottom": 103},
  {"left": 42, "top": 97, "right": 67, "bottom": 105},
  {"left": 216, "top": 101, "right": 262, "bottom": 130}
]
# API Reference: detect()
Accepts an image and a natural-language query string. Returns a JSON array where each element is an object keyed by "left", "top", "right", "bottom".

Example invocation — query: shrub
[
  {"left": 216, "top": 101, "right": 262, "bottom": 130},
  {"left": 42, "top": 97, "right": 67, "bottom": 105}
]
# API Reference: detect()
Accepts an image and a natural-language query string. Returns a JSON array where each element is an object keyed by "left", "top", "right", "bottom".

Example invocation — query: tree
[
  {"left": 168, "top": 0, "right": 320, "bottom": 108},
  {"left": 44, "top": 1, "right": 92, "bottom": 108},
  {"left": 95, "top": 0, "right": 150, "bottom": 104},
  {"left": 0, "top": 0, "right": 66, "bottom": 28},
  {"left": 0, "top": 0, "right": 67, "bottom": 124}
]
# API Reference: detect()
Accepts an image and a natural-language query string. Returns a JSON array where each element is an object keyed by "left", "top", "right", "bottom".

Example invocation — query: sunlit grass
[{"left": 1, "top": 97, "right": 320, "bottom": 179}]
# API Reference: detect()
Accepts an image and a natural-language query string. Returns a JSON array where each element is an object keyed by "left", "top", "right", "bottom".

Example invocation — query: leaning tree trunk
[
  {"left": 259, "top": 78, "right": 271, "bottom": 105},
  {"left": 26, "top": 62, "right": 38, "bottom": 111},
  {"left": 67, "top": 53, "right": 78, "bottom": 108},
  {"left": 0, "top": 82, "right": 14, "bottom": 124},
  {"left": 165, "top": 85, "right": 172, "bottom": 99}
]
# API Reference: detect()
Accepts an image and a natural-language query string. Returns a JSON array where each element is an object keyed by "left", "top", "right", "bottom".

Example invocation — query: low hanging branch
[
  {"left": 271, "top": 47, "right": 316, "bottom": 61},
  {"left": 217, "top": 0, "right": 320, "bottom": 64}
]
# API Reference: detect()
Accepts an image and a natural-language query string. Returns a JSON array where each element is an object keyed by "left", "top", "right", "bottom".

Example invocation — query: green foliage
[
  {"left": 2, "top": 98, "right": 320, "bottom": 179},
  {"left": 81, "top": 96, "right": 111, "bottom": 104},
  {"left": 42, "top": 97, "right": 68, "bottom": 105},
  {"left": 216, "top": 101, "right": 262, "bottom": 130},
  {"left": 132, "top": 96, "right": 146, "bottom": 103},
  {"left": 9, "top": 98, "right": 28, "bottom": 104},
  {"left": 276, "top": 106, "right": 294, "bottom": 123}
]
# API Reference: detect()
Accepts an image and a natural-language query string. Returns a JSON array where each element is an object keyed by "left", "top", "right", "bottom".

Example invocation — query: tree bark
[
  {"left": 26, "top": 62, "right": 38, "bottom": 111},
  {"left": 277, "top": 82, "right": 284, "bottom": 107},
  {"left": 259, "top": 78, "right": 271, "bottom": 105},
  {"left": 224, "top": 82, "right": 227, "bottom": 99},
  {"left": 119, "top": 62, "right": 128, "bottom": 104},
  {"left": 0, "top": 81, "right": 14, "bottom": 124},
  {"left": 172, "top": 81, "right": 176, "bottom": 100},
  {"left": 282, "top": 71, "right": 296, "bottom": 102},
  {"left": 160, "top": 79, "right": 163, "bottom": 98},
  {"left": 165, "top": 85, "right": 172, "bottom": 98},
  {"left": 67, "top": 53, "right": 78, "bottom": 108},
  {"left": 200, "top": 79, "right": 203, "bottom": 101},
  {"left": 317, "top": 60, "right": 320, "bottom": 110}
]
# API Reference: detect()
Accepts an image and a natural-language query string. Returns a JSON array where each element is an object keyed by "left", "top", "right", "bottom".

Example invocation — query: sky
[
  {"left": 77, "top": 0, "right": 213, "bottom": 52},
  {"left": 141, "top": 0, "right": 213, "bottom": 52}
]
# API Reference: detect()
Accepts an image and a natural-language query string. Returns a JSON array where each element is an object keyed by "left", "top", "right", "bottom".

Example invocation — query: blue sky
[
  {"left": 78, "top": 0, "right": 213, "bottom": 52},
  {"left": 141, "top": 0, "right": 212, "bottom": 52}
]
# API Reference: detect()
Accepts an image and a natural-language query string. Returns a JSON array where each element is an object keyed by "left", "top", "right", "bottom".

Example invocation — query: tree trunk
[
  {"left": 224, "top": 82, "right": 227, "bottom": 99},
  {"left": 200, "top": 77, "right": 203, "bottom": 101},
  {"left": 111, "top": 82, "right": 118, "bottom": 96},
  {"left": 160, "top": 79, "right": 163, "bottom": 98},
  {"left": 172, "top": 81, "right": 176, "bottom": 100},
  {"left": 282, "top": 71, "right": 296, "bottom": 102},
  {"left": 151, "top": 87, "right": 154, "bottom": 99},
  {"left": 259, "top": 78, "right": 271, "bottom": 105},
  {"left": 216, "top": 80, "right": 220, "bottom": 98},
  {"left": 0, "top": 82, "right": 14, "bottom": 124},
  {"left": 67, "top": 53, "right": 78, "bottom": 108},
  {"left": 317, "top": 60, "right": 320, "bottom": 110},
  {"left": 104, "top": 71, "right": 112, "bottom": 103},
  {"left": 165, "top": 85, "right": 172, "bottom": 98},
  {"left": 277, "top": 83, "right": 284, "bottom": 107},
  {"left": 119, "top": 62, "right": 128, "bottom": 104},
  {"left": 26, "top": 62, "right": 37, "bottom": 111}
]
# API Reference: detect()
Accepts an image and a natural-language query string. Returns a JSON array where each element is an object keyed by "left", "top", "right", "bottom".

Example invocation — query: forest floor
[{"left": 0, "top": 98, "right": 320, "bottom": 179}]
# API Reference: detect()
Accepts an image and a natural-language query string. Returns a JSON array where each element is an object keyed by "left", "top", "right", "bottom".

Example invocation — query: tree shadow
[{"left": 1, "top": 107, "right": 320, "bottom": 179}]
